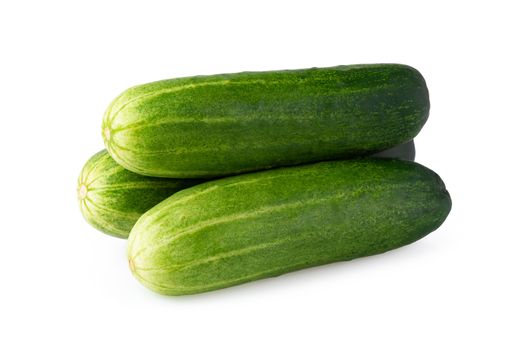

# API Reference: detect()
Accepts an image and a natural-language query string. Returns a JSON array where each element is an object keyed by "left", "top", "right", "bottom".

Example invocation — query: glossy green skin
[
  {"left": 128, "top": 159, "right": 451, "bottom": 295},
  {"left": 103, "top": 64, "right": 429, "bottom": 178},
  {"left": 77, "top": 150, "right": 202, "bottom": 238}
]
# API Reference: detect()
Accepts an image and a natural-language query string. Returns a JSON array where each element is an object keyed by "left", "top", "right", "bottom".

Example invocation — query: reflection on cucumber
[{"left": 372, "top": 140, "right": 416, "bottom": 161}]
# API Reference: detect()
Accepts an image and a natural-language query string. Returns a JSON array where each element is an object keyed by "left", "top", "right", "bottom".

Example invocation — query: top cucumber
[{"left": 102, "top": 64, "right": 429, "bottom": 178}]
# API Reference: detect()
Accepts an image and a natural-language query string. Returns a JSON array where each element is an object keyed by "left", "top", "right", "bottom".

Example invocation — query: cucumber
[
  {"left": 103, "top": 64, "right": 429, "bottom": 178},
  {"left": 128, "top": 158, "right": 451, "bottom": 295},
  {"left": 77, "top": 150, "right": 201, "bottom": 238}
]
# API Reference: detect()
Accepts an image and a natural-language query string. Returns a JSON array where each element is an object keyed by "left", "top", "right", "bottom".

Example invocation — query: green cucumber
[
  {"left": 103, "top": 64, "right": 429, "bottom": 178},
  {"left": 77, "top": 150, "right": 201, "bottom": 238},
  {"left": 128, "top": 158, "right": 451, "bottom": 295}
]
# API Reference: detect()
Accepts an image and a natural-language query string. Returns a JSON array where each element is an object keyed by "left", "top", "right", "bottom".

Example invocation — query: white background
[{"left": 1, "top": 1, "right": 523, "bottom": 349}]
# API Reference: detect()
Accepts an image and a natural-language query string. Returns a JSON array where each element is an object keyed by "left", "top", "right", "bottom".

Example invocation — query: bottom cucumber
[
  {"left": 128, "top": 158, "right": 451, "bottom": 295},
  {"left": 77, "top": 150, "right": 202, "bottom": 238}
]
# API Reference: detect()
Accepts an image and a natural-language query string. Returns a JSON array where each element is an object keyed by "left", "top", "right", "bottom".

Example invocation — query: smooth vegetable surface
[
  {"left": 77, "top": 150, "right": 201, "bottom": 238},
  {"left": 103, "top": 64, "right": 429, "bottom": 178},
  {"left": 128, "top": 158, "right": 451, "bottom": 295}
]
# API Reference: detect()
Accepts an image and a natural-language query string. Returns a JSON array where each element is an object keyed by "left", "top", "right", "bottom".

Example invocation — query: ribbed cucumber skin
[
  {"left": 103, "top": 64, "right": 429, "bottom": 178},
  {"left": 128, "top": 159, "right": 451, "bottom": 295},
  {"left": 77, "top": 150, "right": 202, "bottom": 238}
]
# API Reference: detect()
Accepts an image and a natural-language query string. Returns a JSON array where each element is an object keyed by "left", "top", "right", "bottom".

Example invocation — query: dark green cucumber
[
  {"left": 103, "top": 64, "right": 429, "bottom": 178},
  {"left": 77, "top": 150, "right": 202, "bottom": 238},
  {"left": 128, "top": 158, "right": 451, "bottom": 295}
]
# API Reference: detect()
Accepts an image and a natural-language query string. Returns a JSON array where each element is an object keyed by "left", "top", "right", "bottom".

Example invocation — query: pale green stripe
[
  {"left": 108, "top": 80, "right": 232, "bottom": 125},
  {"left": 82, "top": 152, "right": 111, "bottom": 184},
  {"left": 155, "top": 171, "right": 301, "bottom": 215},
  {"left": 89, "top": 181, "right": 184, "bottom": 192},
  {"left": 84, "top": 196, "right": 140, "bottom": 221},
  {"left": 84, "top": 201, "right": 128, "bottom": 236},
  {"left": 134, "top": 237, "right": 299, "bottom": 273},
  {"left": 86, "top": 165, "right": 127, "bottom": 188},
  {"left": 135, "top": 192, "right": 349, "bottom": 259},
  {"left": 111, "top": 116, "right": 239, "bottom": 133},
  {"left": 107, "top": 73, "right": 378, "bottom": 126}
]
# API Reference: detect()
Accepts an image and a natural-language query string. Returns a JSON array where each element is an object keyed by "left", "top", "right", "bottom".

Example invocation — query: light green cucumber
[{"left": 128, "top": 158, "right": 451, "bottom": 295}]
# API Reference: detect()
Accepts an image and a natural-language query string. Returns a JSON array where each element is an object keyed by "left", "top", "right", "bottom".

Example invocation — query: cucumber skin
[
  {"left": 128, "top": 159, "right": 451, "bottom": 295},
  {"left": 77, "top": 150, "right": 202, "bottom": 238},
  {"left": 103, "top": 64, "right": 429, "bottom": 178}
]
